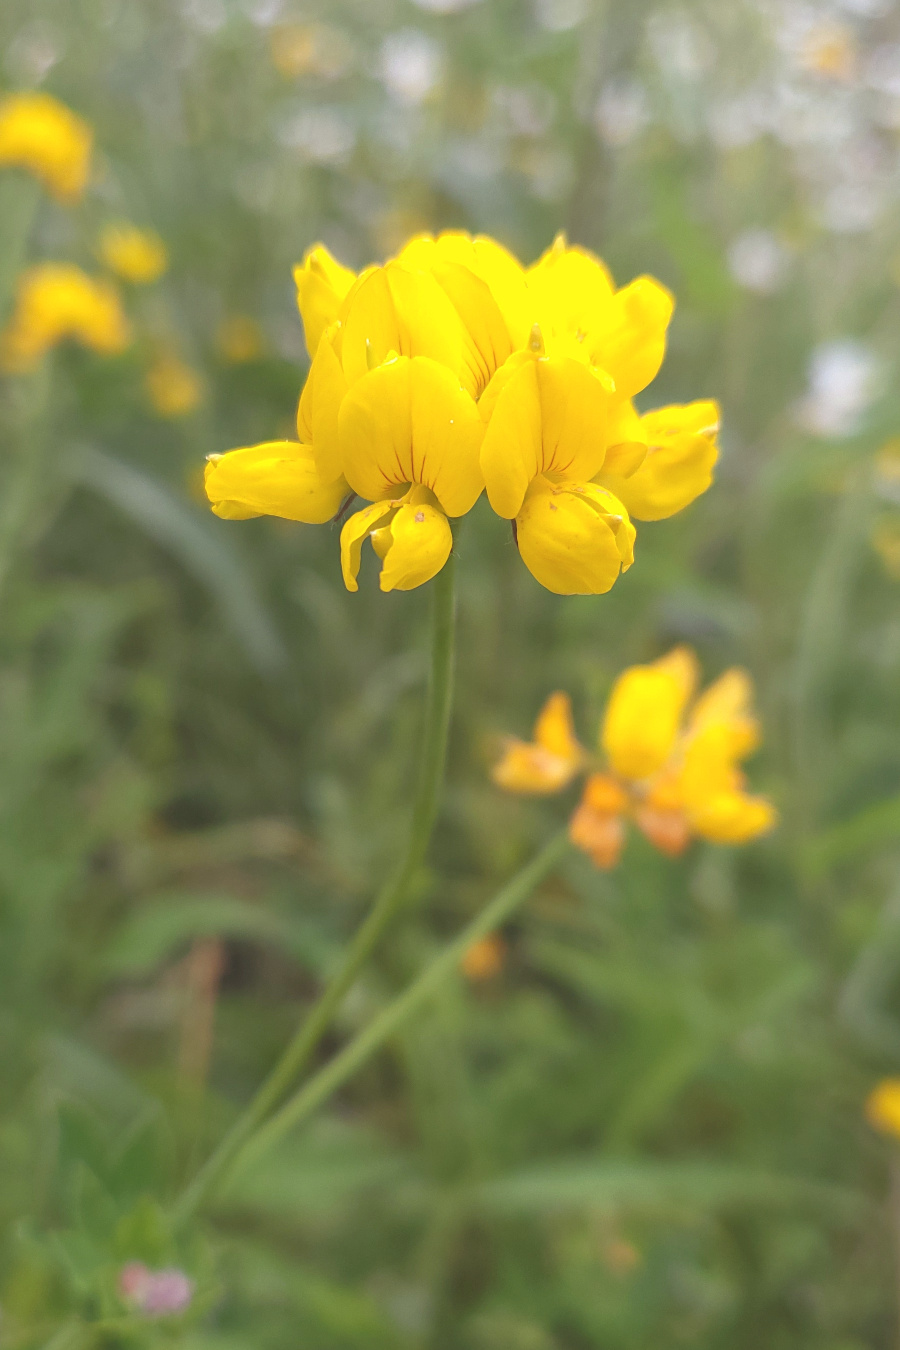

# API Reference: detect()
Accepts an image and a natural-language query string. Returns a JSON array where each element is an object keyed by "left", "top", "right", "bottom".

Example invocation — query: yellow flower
[
  {"left": 0, "top": 91, "right": 92, "bottom": 202},
  {"left": 0, "top": 263, "right": 129, "bottom": 372},
  {"left": 461, "top": 932, "right": 507, "bottom": 982},
  {"left": 866, "top": 1079, "right": 900, "bottom": 1139},
  {"left": 493, "top": 647, "right": 776, "bottom": 869},
  {"left": 206, "top": 231, "right": 714, "bottom": 596},
  {"left": 99, "top": 222, "right": 168, "bottom": 284},
  {"left": 206, "top": 442, "right": 346, "bottom": 523},
  {"left": 146, "top": 352, "right": 203, "bottom": 418}
]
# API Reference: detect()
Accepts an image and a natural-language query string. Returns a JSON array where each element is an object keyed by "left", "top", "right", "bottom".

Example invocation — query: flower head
[
  {"left": 0, "top": 263, "right": 129, "bottom": 372},
  {"left": 492, "top": 648, "right": 776, "bottom": 869},
  {"left": 0, "top": 92, "right": 92, "bottom": 202},
  {"left": 205, "top": 232, "right": 716, "bottom": 595},
  {"left": 119, "top": 1262, "right": 194, "bottom": 1318},
  {"left": 99, "top": 222, "right": 168, "bottom": 284},
  {"left": 866, "top": 1079, "right": 900, "bottom": 1140}
]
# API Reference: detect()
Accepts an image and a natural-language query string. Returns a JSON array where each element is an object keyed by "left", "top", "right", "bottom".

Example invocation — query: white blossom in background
[
  {"left": 727, "top": 229, "right": 790, "bottom": 292},
  {"left": 821, "top": 177, "right": 883, "bottom": 231},
  {"left": 180, "top": 0, "right": 227, "bottom": 35},
  {"left": 492, "top": 84, "right": 556, "bottom": 137},
  {"left": 534, "top": 0, "right": 589, "bottom": 33},
  {"left": 277, "top": 106, "right": 356, "bottom": 164},
  {"left": 707, "top": 90, "right": 768, "bottom": 149},
  {"left": 244, "top": 0, "right": 283, "bottom": 24},
  {"left": 646, "top": 9, "right": 715, "bottom": 81},
  {"left": 378, "top": 30, "right": 444, "bottom": 106},
  {"left": 593, "top": 79, "right": 650, "bottom": 146},
  {"left": 796, "top": 339, "right": 881, "bottom": 437}
]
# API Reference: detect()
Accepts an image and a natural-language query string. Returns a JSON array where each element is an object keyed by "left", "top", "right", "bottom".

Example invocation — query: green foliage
[{"left": 2, "top": 0, "right": 900, "bottom": 1345}]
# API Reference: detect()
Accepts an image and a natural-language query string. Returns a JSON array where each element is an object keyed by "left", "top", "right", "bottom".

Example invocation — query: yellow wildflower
[
  {"left": 866, "top": 1079, "right": 900, "bottom": 1139},
  {"left": 0, "top": 91, "right": 92, "bottom": 202},
  {"left": 146, "top": 352, "right": 203, "bottom": 418},
  {"left": 461, "top": 932, "right": 507, "bottom": 982},
  {"left": 205, "top": 232, "right": 716, "bottom": 596},
  {"left": 216, "top": 315, "right": 265, "bottom": 364},
  {"left": 492, "top": 647, "right": 776, "bottom": 869},
  {"left": 99, "top": 222, "right": 168, "bottom": 284},
  {"left": 0, "top": 263, "right": 129, "bottom": 372}
]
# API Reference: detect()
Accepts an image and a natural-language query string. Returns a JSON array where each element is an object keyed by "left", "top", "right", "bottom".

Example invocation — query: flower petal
[
  {"left": 338, "top": 355, "right": 484, "bottom": 516},
  {"left": 516, "top": 477, "right": 635, "bottom": 595},
  {"left": 534, "top": 691, "right": 583, "bottom": 763},
  {"left": 597, "top": 400, "right": 719, "bottom": 521},
  {"left": 568, "top": 773, "right": 627, "bottom": 868},
  {"left": 587, "top": 276, "right": 674, "bottom": 399},
  {"left": 601, "top": 646, "right": 698, "bottom": 781},
  {"left": 293, "top": 244, "right": 357, "bottom": 358},
  {"left": 296, "top": 323, "right": 349, "bottom": 484},
  {"left": 686, "top": 667, "right": 759, "bottom": 758},
  {"left": 480, "top": 356, "right": 615, "bottom": 518},
  {"left": 204, "top": 441, "right": 348, "bottom": 524},
  {"left": 379, "top": 499, "right": 453, "bottom": 592},
  {"left": 689, "top": 792, "right": 777, "bottom": 844},
  {"left": 402, "top": 231, "right": 532, "bottom": 349},
  {"left": 339, "top": 501, "right": 396, "bottom": 592},
  {"left": 527, "top": 235, "right": 616, "bottom": 341}
]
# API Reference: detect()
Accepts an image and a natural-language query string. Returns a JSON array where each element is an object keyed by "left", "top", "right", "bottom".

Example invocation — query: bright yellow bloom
[
  {"left": 206, "top": 442, "right": 346, "bottom": 523},
  {"left": 99, "top": 222, "right": 168, "bottom": 284},
  {"left": 493, "top": 647, "right": 776, "bottom": 869},
  {"left": 0, "top": 263, "right": 129, "bottom": 372},
  {"left": 206, "top": 232, "right": 715, "bottom": 596},
  {"left": 146, "top": 352, "right": 203, "bottom": 418},
  {"left": 866, "top": 1079, "right": 900, "bottom": 1139},
  {"left": 0, "top": 92, "right": 92, "bottom": 202}
]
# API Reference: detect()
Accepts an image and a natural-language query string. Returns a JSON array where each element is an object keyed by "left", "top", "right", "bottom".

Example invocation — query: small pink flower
[{"left": 118, "top": 1261, "right": 194, "bottom": 1317}]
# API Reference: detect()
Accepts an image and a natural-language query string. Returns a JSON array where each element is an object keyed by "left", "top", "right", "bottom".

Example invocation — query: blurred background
[{"left": 4, "top": 0, "right": 900, "bottom": 1344}]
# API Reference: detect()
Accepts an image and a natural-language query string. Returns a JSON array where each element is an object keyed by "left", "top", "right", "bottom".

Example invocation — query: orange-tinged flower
[
  {"left": 0, "top": 91, "right": 92, "bottom": 202},
  {"left": 493, "top": 647, "right": 776, "bottom": 869},
  {"left": 866, "top": 1079, "right": 900, "bottom": 1139},
  {"left": 0, "top": 263, "right": 129, "bottom": 371},
  {"left": 492, "top": 691, "right": 585, "bottom": 793},
  {"left": 461, "top": 932, "right": 507, "bottom": 981}
]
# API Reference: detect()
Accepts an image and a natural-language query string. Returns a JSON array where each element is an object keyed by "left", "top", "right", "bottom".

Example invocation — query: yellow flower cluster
[
  {"left": 0, "top": 91, "right": 92, "bottom": 203},
  {"left": 205, "top": 233, "right": 718, "bottom": 595},
  {"left": 0, "top": 263, "right": 130, "bottom": 373},
  {"left": 493, "top": 647, "right": 776, "bottom": 868},
  {"left": 98, "top": 222, "right": 168, "bottom": 285}
]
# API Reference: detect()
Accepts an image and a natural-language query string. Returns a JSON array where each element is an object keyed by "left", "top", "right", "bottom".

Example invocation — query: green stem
[
  {"left": 172, "top": 555, "right": 458, "bottom": 1224},
  {"left": 218, "top": 829, "right": 570, "bottom": 1187}
]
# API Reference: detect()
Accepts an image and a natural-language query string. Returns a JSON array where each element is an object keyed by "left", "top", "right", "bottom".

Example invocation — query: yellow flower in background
[
  {"left": 866, "top": 1079, "right": 900, "bottom": 1139},
  {"left": 0, "top": 263, "right": 129, "bottom": 372},
  {"left": 0, "top": 91, "right": 92, "bottom": 202},
  {"left": 99, "top": 222, "right": 168, "bottom": 284},
  {"left": 461, "top": 932, "right": 507, "bottom": 981},
  {"left": 216, "top": 315, "right": 265, "bottom": 364},
  {"left": 206, "top": 231, "right": 717, "bottom": 596},
  {"left": 146, "top": 351, "right": 203, "bottom": 418},
  {"left": 492, "top": 647, "right": 776, "bottom": 869}
]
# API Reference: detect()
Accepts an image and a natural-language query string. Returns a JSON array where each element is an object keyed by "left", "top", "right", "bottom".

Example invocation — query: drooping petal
[
  {"left": 516, "top": 477, "right": 635, "bottom": 596},
  {"left": 205, "top": 442, "right": 348, "bottom": 524},
  {"left": 601, "top": 646, "right": 698, "bottom": 782},
  {"left": 378, "top": 499, "right": 453, "bottom": 592},
  {"left": 293, "top": 244, "right": 357, "bottom": 357},
  {"left": 598, "top": 400, "right": 719, "bottom": 521},
  {"left": 340, "top": 501, "right": 395, "bottom": 592},
  {"left": 340, "top": 262, "right": 478, "bottom": 396},
  {"left": 568, "top": 773, "right": 628, "bottom": 868},
  {"left": 296, "top": 323, "right": 349, "bottom": 484},
  {"left": 338, "top": 354, "right": 484, "bottom": 516},
  {"left": 689, "top": 792, "right": 777, "bottom": 844},
  {"left": 480, "top": 356, "right": 616, "bottom": 518}
]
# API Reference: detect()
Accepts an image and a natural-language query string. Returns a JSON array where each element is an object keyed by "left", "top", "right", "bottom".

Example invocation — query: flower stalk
[{"left": 173, "top": 552, "right": 458, "bottom": 1223}]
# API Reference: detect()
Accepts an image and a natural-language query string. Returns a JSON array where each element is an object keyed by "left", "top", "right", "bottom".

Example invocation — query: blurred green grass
[{"left": 4, "top": 0, "right": 900, "bottom": 1345}]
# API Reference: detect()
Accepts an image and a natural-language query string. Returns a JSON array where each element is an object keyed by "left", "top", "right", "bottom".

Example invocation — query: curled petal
[
  {"left": 480, "top": 356, "right": 616, "bottom": 519},
  {"left": 598, "top": 400, "right": 719, "bottom": 521},
  {"left": 601, "top": 646, "right": 698, "bottom": 782},
  {"left": 339, "top": 491, "right": 452, "bottom": 593},
  {"left": 515, "top": 477, "right": 635, "bottom": 596},
  {"left": 338, "top": 354, "right": 484, "bottom": 517},
  {"left": 293, "top": 244, "right": 357, "bottom": 358},
  {"left": 205, "top": 441, "right": 348, "bottom": 524}
]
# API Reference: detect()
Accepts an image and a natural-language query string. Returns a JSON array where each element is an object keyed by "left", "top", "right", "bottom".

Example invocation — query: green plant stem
[
  {"left": 172, "top": 556, "right": 458, "bottom": 1224},
  {"left": 216, "top": 829, "right": 570, "bottom": 1189}
]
